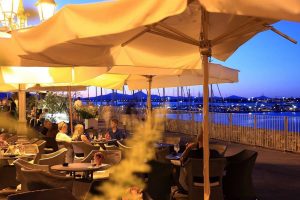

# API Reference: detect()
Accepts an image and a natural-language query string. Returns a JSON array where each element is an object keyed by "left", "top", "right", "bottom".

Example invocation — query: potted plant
[{"left": 77, "top": 104, "right": 98, "bottom": 129}]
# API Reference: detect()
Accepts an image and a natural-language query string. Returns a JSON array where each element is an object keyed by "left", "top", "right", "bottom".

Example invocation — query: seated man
[
  {"left": 178, "top": 131, "right": 220, "bottom": 193},
  {"left": 40, "top": 119, "right": 52, "bottom": 136},
  {"left": 55, "top": 121, "right": 71, "bottom": 143},
  {"left": 56, "top": 121, "right": 73, "bottom": 163},
  {"left": 105, "top": 119, "right": 126, "bottom": 141}
]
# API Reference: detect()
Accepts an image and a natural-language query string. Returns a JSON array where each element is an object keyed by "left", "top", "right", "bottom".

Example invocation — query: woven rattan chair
[
  {"left": 71, "top": 141, "right": 99, "bottom": 158},
  {"left": 185, "top": 158, "right": 226, "bottom": 200},
  {"left": 36, "top": 148, "right": 68, "bottom": 166},
  {"left": 7, "top": 188, "right": 77, "bottom": 200},
  {"left": 223, "top": 149, "right": 258, "bottom": 200},
  {"left": 13, "top": 159, "right": 49, "bottom": 192}
]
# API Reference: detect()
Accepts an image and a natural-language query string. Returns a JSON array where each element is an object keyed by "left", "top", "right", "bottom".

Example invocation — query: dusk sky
[{"left": 24, "top": 0, "right": 300, "bottom": 98}]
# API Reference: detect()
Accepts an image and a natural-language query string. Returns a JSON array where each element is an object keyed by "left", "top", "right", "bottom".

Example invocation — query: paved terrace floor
[{"left": 165, "top": 132, "right": 300, "bottom": 200}]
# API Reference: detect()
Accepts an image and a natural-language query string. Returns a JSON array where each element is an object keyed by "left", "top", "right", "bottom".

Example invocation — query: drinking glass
[{"left": 174, "top": 144, "right": 180, "bottom": 154}]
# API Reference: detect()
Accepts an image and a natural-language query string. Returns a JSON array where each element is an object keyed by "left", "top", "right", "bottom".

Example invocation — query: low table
[
  {"left": 0, "top": 153, "right": 35, "bottom": 160},
  {"left": 155, "top": 143, "right": 174, "bottom": 149},
  {"left": 166, "top": 153, "right": 182, "bottom": 160},
  {"left": 166, "top": 153, "right": 182, "bottom": 166},
  {"left": 51, "top": 163, "right": 109, "bottom": 181}
]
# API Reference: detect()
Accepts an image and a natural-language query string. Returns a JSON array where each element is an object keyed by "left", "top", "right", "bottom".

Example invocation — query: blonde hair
[
  {"left": 58, "top": 121, "right": 67, "bottom": 131},
  {"left": 72, "top": 124, "right": 84, "bottom": 140}
]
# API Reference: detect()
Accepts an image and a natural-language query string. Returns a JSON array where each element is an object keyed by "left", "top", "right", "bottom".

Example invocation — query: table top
[
  {"left": 51, "top": 163, "right": 109, "bottom": 172},
  {"left": 166, "top": 153, "right": 182, "bottom": 160},
  {"left": 0, "top": 153, "right": 35, "bottom": 160},
  {"left": 155, "top": 143, "right": 174, "bottom": 148},
  {"left": 91, "top": 139, "right": 117, "bottom": 144}
]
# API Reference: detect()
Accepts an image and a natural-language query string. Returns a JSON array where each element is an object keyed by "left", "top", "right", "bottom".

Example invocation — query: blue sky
[{"left": 23, "top": 0, "right": 300, "bottom": 98}]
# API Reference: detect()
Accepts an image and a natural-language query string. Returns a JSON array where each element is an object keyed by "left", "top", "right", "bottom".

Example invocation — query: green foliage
[
  {"left": 27, "top": 95, "right": 38, "bottom": 109},
  {"left": 76, "top": 106, "right": 98, "bottom": 119},
  {"left": 38, "top": 92, "right": 69, "bottom": 115}
]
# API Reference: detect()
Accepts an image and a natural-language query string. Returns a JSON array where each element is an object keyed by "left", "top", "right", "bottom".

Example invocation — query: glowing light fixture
[
  {"left": 36, "top": 0, "right": 56, "bottom": 22},
  {"left": 0, "top": 0, "right": 20, "bottom": 28}
]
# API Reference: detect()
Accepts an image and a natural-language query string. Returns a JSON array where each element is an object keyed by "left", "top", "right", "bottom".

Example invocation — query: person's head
[
  {"left": 58, "top": 121, "right": 68, "bottom": 134},
  {"left": 43, "top": 119, "right": 52, "bottom": 129},
  {"left": 77, "top": 97, "right": 81, "bottom": 101},
  {"left": 0, "top": 133, "right": 9, "bottom": 142},
  {"left": 43, "top": 108, "right": 48, "bottom": 113},
  {"left": 110, "top": 119, "right": 118, "bottom": 129},
  {"left": 74, "top": 124, "right": 84, "bottom": 136}
]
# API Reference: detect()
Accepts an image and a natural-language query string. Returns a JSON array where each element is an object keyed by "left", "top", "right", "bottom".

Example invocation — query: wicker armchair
[
  {"left": 7, "top": 188, "right": 77, "bottom": 200},
  {"left": 34, "top": 140, "right": 47, "bottom": 154},
  {"left": 0, "top": 165, "right": 18, "bottom": 190},
  {"left": 185, "top": 158, "right": 227, "bottom": 200},
  {"left": 21, "top": 168, "right": 73, "bottom": 192},
  {"left": 57, "top": 141, "right": 74, "bottom": 163},
  {"left": 21, "top": 168, "right": 91, "bottom": 200},
  {"left": 36, "top": 148, "right": 68, "bottom": 166},
  {"left": 71, "top": 141, "right": 99, "bottom": 158},
  {"left": 223, "top": 150, "right": 258, "bottom": 200},
  {"left": 13, "top": 159, "right": 49, "bottom": 192}
]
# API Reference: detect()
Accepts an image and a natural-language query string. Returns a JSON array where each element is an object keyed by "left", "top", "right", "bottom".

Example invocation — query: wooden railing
[
  {"left": 97, "top": 106, "right": 300, "bottom": 153},
  {"left": 165, "top": 111, "right": 300, "bottom": 153}
]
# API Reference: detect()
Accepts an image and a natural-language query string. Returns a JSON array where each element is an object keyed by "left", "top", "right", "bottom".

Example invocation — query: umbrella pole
[
  {"left": 68, "top": 86, "right": 73, "bottom": 135},
  {"left": 146, "top": 76, "right": 153, "bottom": 117},
  {"left": 95, "top": 86, "right": 98, "bottom": 106},
  {"left": 17, "top": 84, "right": 27, "bottom": 136},
  {"left": 100, "top": 87, "right": 103, "bottom": 106},
  {"left": 200, "top": 7, "right": 211, "bottom": 200}
]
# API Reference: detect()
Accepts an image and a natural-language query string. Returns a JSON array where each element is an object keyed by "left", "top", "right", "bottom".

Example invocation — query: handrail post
[
  {"left": 229, "top": 113, "right": 233, "bottom": 141},
  {"left": 191, "top": 111, "right": 195, "bottom": 135},
  {"left": 254, "top": 115, "right": 257, "bottom": 146},
  {"left": 284, "top": 116, "right": 288, "bottom": 151}
]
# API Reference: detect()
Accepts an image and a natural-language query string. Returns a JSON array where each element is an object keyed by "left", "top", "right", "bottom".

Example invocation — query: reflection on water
[{"left": 166, "top": 112, "right": 300, "bottom": 132}]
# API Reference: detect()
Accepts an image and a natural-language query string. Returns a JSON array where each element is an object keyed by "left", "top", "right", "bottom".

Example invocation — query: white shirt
[{"left": 56, "top": 132, "right": 72, "bottom": 143}]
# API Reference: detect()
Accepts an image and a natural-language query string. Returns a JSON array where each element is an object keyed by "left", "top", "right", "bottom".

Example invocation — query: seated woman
[
  {"left": 105, "top": 119, "right": 126, "bottom": 141},
  {"left": 72, "top": 124, "right": 91, "bottom": 145}
]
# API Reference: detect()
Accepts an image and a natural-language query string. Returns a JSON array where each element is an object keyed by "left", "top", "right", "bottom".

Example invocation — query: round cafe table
[
  {"left": 166, "top": 153, "right": 183, "bottom": 166},
  {"left": 166, "top": 153, "right": 182, "bottom": 160},
  {"left": 0, "top": 153, "right": 35, "bottom": 161},
  {"left": 51, "top": 163, "right": 109, "bottom": 181}
]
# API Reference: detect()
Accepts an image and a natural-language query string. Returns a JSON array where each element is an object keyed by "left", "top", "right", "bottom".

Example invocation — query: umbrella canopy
[
  {"left": 26, "top": 85, "right": 86, "bottom": 92},
  {"left": 126, "top": 64, "right": 239, "bottom": 90},
  {"left": 199, "top": 0, "right": 300, "bottom": 22},
  {"left": 4, "top": 0, "right": 286, "bottom": 68},
  {"left": 77, "top": 63, "right": 238, "bottom": 90},
  {"left": 0, "top": 66, "right": 108, "bottom": 84}
]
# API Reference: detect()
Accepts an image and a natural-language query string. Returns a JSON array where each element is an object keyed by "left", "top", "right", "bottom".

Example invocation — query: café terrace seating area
[
  {"left": 0, "top": 0, "right": 299, "bottom": 200},
  {"left": 0, "top": 120, "right": 259, "bottom": 200}
]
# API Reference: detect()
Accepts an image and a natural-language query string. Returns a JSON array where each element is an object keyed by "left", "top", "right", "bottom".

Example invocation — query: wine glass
[
  {"left": 89, "top": 132, "right": 94, "bottom": 140},
  {"left": 174, "top": 143, "right": 180, "bottom": 154}
]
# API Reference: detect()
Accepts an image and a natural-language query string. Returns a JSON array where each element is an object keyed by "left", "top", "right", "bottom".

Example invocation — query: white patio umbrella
[
  {"left": 0, "top": 66, "right": 107, "bottom": 126},
  {"left": 75, "top": 63, "right": 239, "bottom": 112}
]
